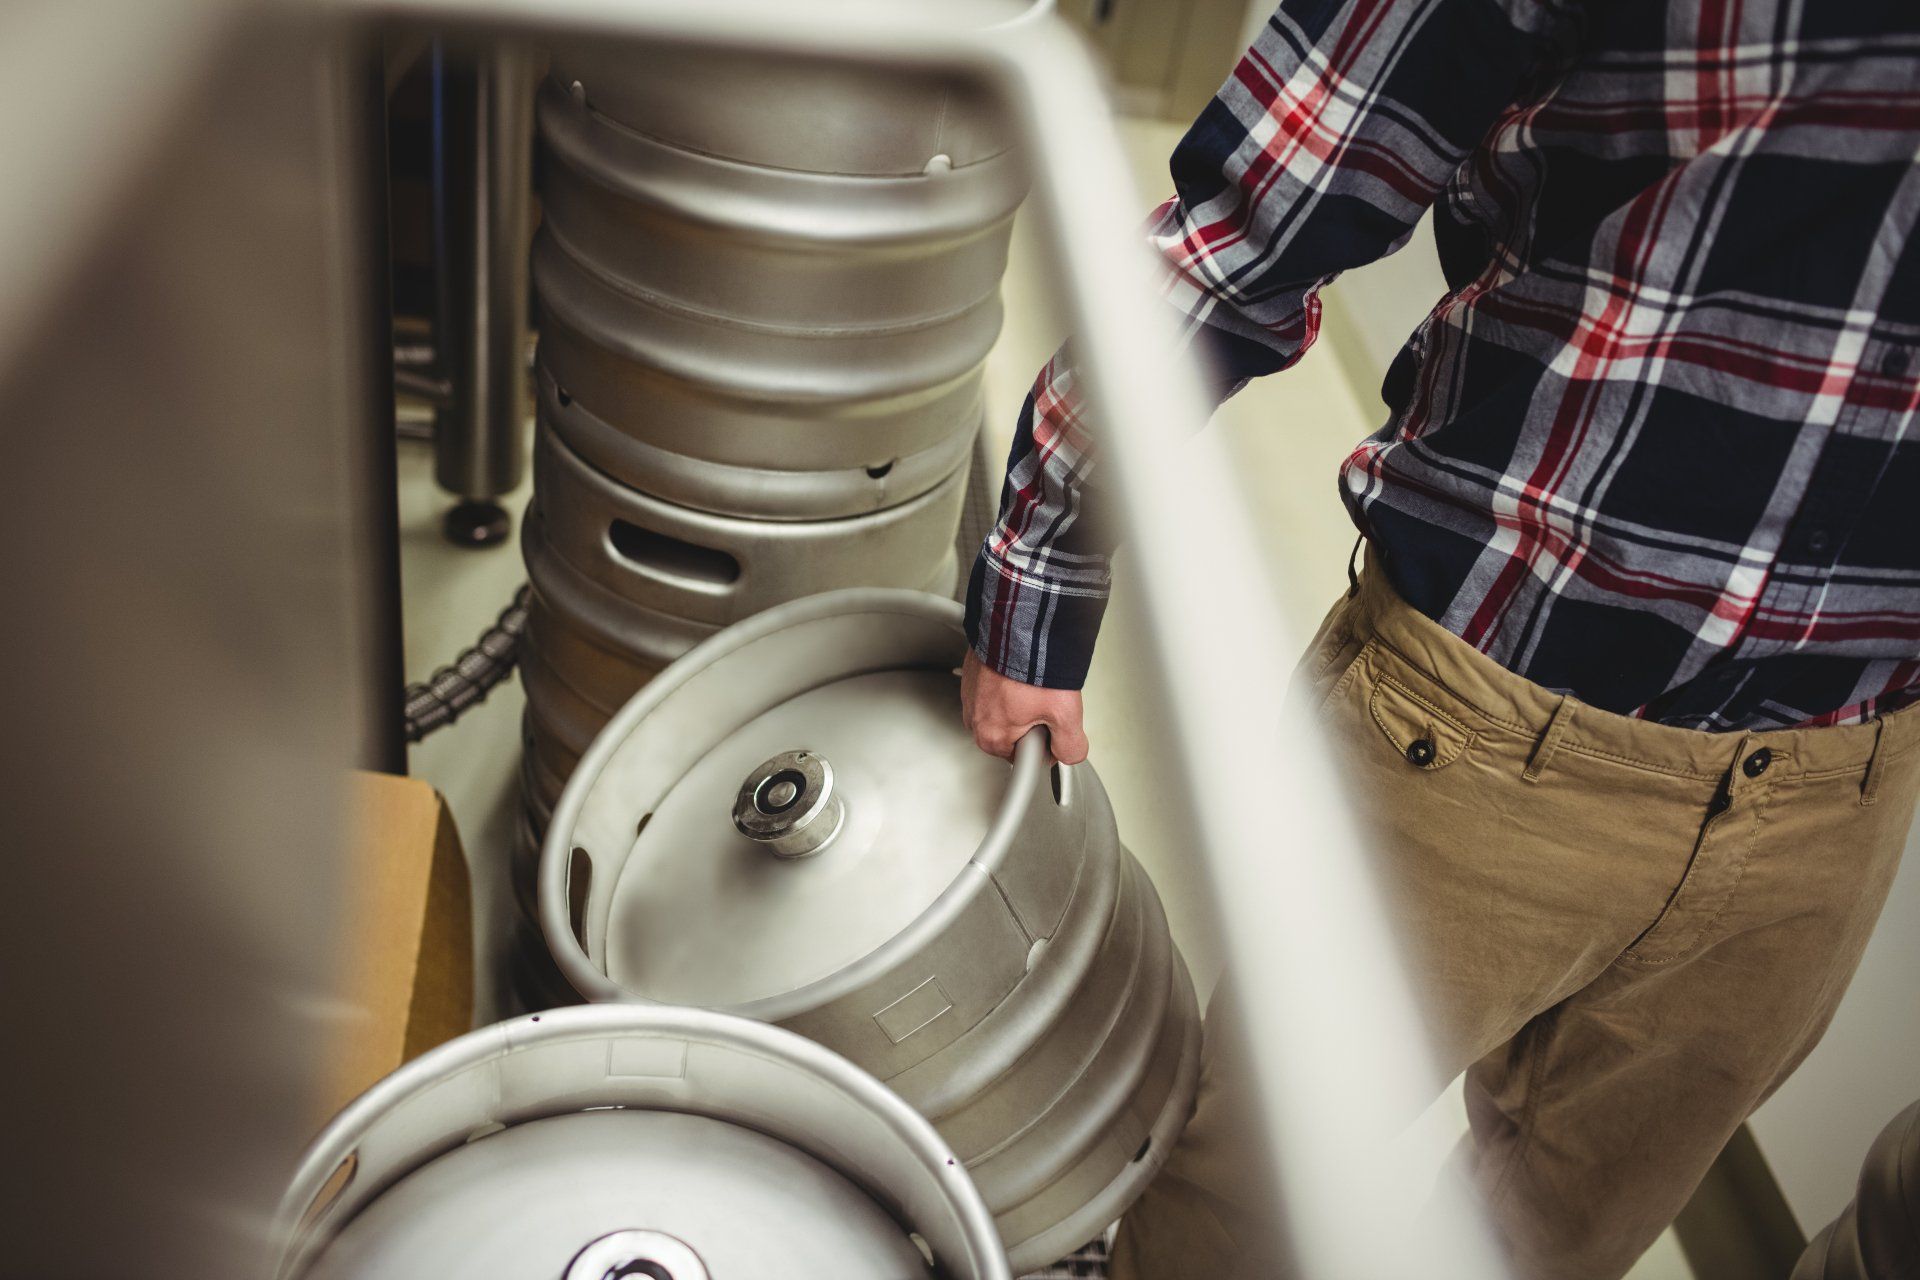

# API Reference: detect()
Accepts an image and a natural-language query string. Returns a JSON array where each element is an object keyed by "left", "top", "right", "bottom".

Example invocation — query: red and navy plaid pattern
[{"left": 966, "top": 0, "right": 1920, "bottom": 731}]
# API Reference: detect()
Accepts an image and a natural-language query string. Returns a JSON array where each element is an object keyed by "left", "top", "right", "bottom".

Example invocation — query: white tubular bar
[{"left": 354, "top": 1, "right": 1512, "bottom": 1274}]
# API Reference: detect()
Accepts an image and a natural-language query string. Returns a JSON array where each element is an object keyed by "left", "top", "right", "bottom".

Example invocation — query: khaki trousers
[{"left": 1114, "top": 563, "right": 1920, "bottom": 1280}]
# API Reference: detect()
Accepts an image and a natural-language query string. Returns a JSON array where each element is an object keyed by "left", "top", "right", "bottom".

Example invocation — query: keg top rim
[
  {"left": 274, "top": 1005, "right": 1009, "bottom": 1280},
  {"left": 539, "top": 589, "right": 1062, "bottom": 1019},
  {"left": 307, "top": 1114, "right": 916, "bottom": 1279},
  {"left": 591, "top": 666, "right": 1009, "bottom": 1007}
]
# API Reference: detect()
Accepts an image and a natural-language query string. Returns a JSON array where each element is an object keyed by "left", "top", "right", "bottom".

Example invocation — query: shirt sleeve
[{"left": 964, "top": 0, "right": 1576, "bottom": 688}]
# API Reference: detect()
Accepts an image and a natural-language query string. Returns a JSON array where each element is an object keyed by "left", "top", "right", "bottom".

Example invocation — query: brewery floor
[{"left": 399, "top": 116, "right": 1693, "bottom": 1280}]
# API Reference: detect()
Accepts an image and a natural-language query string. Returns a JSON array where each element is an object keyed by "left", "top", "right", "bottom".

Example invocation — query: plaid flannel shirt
[{"left": 965, "top": 0, "right": 1920, "bottom": 731}]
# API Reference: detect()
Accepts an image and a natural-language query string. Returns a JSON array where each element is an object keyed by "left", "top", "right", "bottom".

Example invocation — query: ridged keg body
[
  {"left": 275, "top": 1006, "right": 1010, "bottom": 1280},
  {"left": 534, "top": 44, "right": 1020, "bottom": 519},
  {"left": 519, "top": 421, "right": 965, "bottom": 822},
  {"left": 539, "top": 591, "right": 1202, "bottom": 1270}
]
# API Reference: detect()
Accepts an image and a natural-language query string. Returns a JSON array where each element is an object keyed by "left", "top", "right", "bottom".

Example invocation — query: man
[{"left": 959, "top": 1, "right": 1920, "bottom": 1276}]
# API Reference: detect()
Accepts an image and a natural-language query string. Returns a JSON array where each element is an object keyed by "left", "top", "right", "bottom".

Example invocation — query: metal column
[
  {"left": 429, "top": 39, "right": 533, "bottom": 546},
  {"left": 360, "top": 48, "right": 409, "bottom": 773}
]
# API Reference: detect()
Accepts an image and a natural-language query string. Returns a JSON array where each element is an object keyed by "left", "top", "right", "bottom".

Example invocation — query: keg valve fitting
[
  {"left": 732, "top": 750, "right": 846, "bottom": 859},
  {"left": 565, "top": 1229, "right": 709, "bottom": 1280}
]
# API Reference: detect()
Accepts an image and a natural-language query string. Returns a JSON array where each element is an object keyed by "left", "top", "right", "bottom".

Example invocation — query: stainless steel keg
[
  {"left": 535, "top": 46, "right": 1023, "bottom": 520},
  {"left": 275, "top": 1005, "right": 1010, "bottom": 1280},
  {"left": 538, "top": 590, "right": 1202, "bottom": 1270}
]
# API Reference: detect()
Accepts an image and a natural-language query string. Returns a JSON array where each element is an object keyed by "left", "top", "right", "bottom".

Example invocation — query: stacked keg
[{"left": 512, "top": 36, "right": 1028, "bottom": 987}]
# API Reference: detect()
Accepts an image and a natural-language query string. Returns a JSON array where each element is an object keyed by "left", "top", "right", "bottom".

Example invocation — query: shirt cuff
[{"left": 962, "top": 541, "right": 1110, "bottom": 690}]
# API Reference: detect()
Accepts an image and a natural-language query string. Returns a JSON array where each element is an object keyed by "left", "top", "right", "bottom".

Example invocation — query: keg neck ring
[{"left": 731, "top": 749, "right": 846, "bottom": 859}]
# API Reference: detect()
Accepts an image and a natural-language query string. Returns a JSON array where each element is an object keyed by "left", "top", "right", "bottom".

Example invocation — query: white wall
[{"left": 1749, "top": 821, "right": 1920, "bottom": 1233}]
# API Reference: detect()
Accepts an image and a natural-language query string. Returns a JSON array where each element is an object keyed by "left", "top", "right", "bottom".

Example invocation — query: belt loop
[
  {"left": 1860, "top": 716, "right": 1889, "bottom": 807},
  {"left": 1524, "top": 696, "right": 1577, "bottom": 783},
  {"left": 1346, "top": 534, "right": 1365, "bottom": 599}
]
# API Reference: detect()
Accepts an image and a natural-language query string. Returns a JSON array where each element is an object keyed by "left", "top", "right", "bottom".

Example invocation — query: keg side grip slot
[
  {"left": 606, "top": 520, "right": 742, "bottom": 592},
  {"left": 567, "top": 845, "right": 595, "bottom": 954}
]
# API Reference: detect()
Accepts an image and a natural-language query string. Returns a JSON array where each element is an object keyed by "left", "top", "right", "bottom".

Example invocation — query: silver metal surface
[
  {"left": 530, "top": 23, "right": 1019, "bottom": 522},
  {"left": 546, "top": 36, "right": 1012, "bottom": 175},
  {"left": 537, "top": 363, "right": 980, "bottom": 523},
  {"left": 540, "top": 589, "right": 1201, "bottom": 1268},
  {"left": 522, "top": 543, "right": 716, "bottom": 712},
  {"left": 514, "top": 416, "right": 964, "bottom": 902},
  {"left": 275, "top": 1005, "right": 1009, "bottom": 1280},
  {"left": 431, "top": 40, "right": 534, "bottom": 504},
  {"left": 529, "top": 423, "right": 968, "bottom": 630},
  {"left": 596, "top": 666, "right": 1003, "bottom": 1008},
  {"left": 566, "top": 1231, "right": 709, "bottom": 1280},
  {"left": 514, "top": 463, "right": 963, "bottom": 814},
  {"left": 732, "top": 749, "right": 848, "bottom": 859}
]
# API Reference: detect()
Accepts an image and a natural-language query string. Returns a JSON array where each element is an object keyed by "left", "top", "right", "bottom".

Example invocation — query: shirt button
[
  {"left": 1881, "top": 349, "right": 1911, "bottom": 377},
  {"left": 1806, "top": 529, "right": 1832, "bottom": 554},
  {"left": 1743, "top": 747, "right": 1773, "bottom": 778},
  {"left": 1405, "top": 738, "right": 1436, "bottom": 767}
]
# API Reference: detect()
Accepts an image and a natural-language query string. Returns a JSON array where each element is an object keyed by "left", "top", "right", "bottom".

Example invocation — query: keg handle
[
  {"left": 732, "top": 749, "right": 846, "bottom": 859},
  {"left": 564, "top": 1229, "right": 709, "bottom": 1280},
  {"left": 605, "top": 519, "right": 743, "bottom": 598}
]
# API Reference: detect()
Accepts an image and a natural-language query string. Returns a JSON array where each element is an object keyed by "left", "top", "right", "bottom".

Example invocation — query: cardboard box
[{"left": 322, "top": 771, "right": 474, "bottom": 1122}]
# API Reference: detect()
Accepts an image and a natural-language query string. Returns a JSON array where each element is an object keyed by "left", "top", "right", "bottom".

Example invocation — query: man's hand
[{"left": 960, "top": 649, "right": 1090, "bottom": 764}]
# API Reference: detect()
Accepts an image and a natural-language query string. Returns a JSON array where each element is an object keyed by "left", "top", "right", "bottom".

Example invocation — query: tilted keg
[
  {"left": 275, "top": 1005, "right": 1010, "bottom": 1280},
  {"left": 538, "top": 590, "right": 1202, "bottom": 1270}
]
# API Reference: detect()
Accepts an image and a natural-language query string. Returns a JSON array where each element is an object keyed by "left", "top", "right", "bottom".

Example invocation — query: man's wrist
[{"left": 962, "top": 547, "right": 1106, "bottom": 691}]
